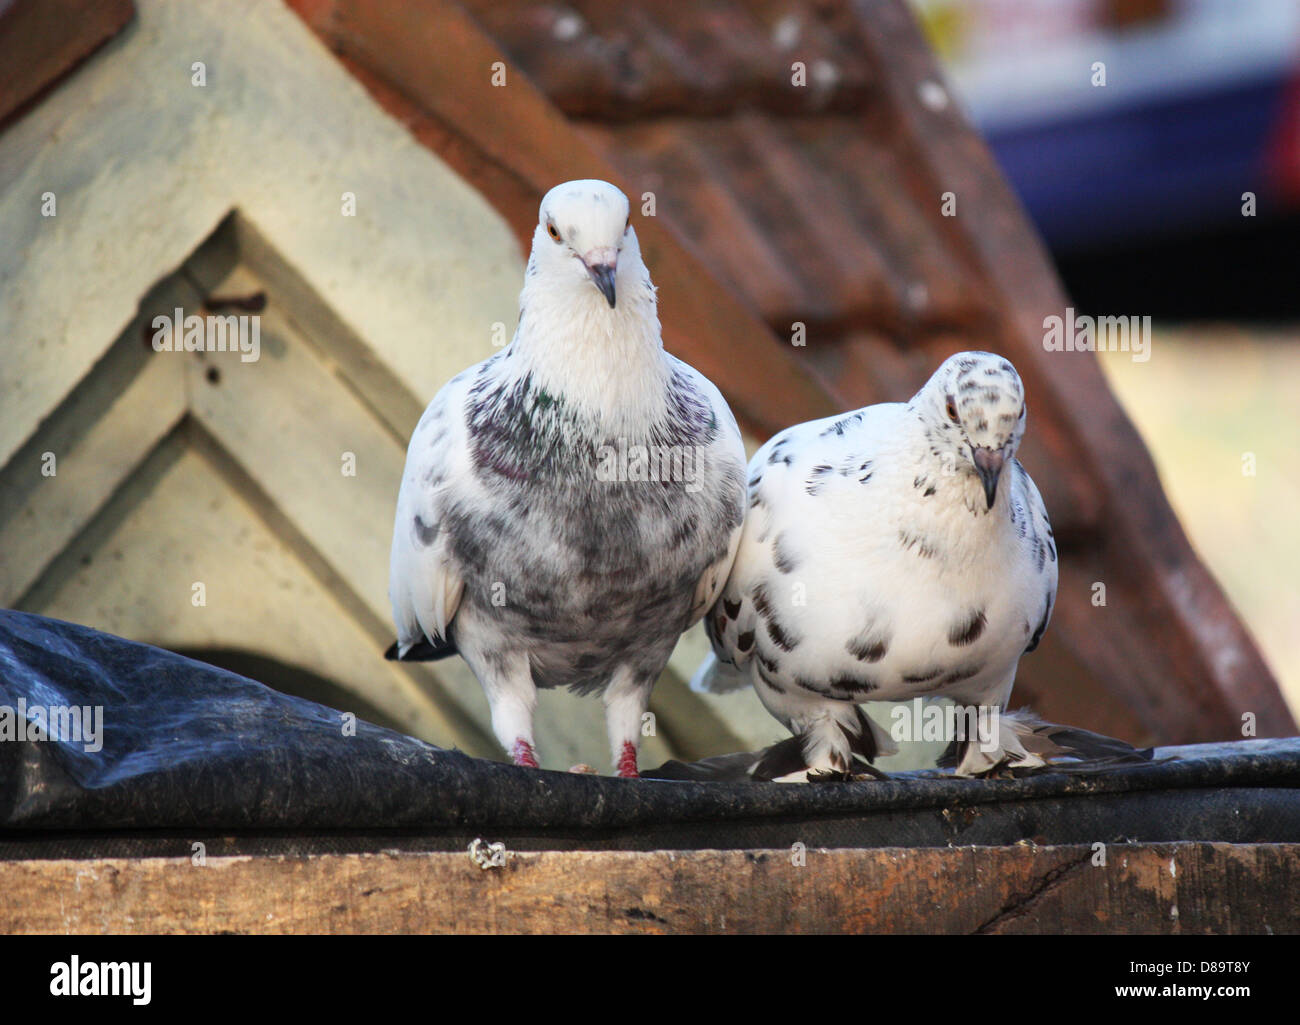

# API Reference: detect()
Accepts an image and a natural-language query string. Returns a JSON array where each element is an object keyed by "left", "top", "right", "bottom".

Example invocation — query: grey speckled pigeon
[
  {"left": 387, "top": 180, "right": 746, "bottom": 778},
  {"left": 693, "top": 351, "right": 1059, "bottom": 778}
]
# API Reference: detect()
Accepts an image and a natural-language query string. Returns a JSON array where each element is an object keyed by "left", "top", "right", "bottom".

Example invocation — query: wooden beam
[{"left": 2, "top": 843, "right": 1294, "bottom": 933}]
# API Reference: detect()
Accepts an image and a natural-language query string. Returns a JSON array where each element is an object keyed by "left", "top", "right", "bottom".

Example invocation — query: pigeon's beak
[
  {"left": 583, "top": 248, "right": 618, "bottom": 308},
  {"left": 972, "top": 447, "right": 1004, "bottom": 510}
]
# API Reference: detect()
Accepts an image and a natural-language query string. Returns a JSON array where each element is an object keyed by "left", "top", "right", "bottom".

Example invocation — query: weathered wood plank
[{"left": 2, "top": 844, "right": 1294, "bottom": 934}]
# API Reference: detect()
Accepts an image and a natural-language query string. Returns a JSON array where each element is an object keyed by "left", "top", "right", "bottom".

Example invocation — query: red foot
[
  {"left": 616, "top": 741, "right": 640, "bottom": 779},
  {"left": 511, "top": 738, "right": 539, "bottom": 769}
]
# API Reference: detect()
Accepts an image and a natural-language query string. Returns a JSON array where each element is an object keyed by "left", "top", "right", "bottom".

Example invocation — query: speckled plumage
[
  {"left": 388, "top": 180, "right": 746, "bottom": 776},
  {"left": 693, "top": 351, "right": 1058, "bottom": 778}
]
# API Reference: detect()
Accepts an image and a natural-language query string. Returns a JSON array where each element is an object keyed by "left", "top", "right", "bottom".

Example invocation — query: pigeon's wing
[
  {"left": 689, "top": 523, "right": 743, "bottom": 628},
  {"left": 696, "top": 420, "right": 806, "bottom": 685},
  {"left": 388, "top": 370, "right": 477, "bottom": 659},
  {"left": 1012, "top": 459, "right": 1058, "bottom": 654},
  {"left": 671, "top": 357, "right": 749, "bottom": 629},
  {"left": 695, "top": 405, "right": 895, "bottom": 694}
]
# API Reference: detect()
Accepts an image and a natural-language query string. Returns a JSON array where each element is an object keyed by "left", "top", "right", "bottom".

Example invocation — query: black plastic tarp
[{"left": 1, "top": 609, "right": 1298, "bottom": 855}]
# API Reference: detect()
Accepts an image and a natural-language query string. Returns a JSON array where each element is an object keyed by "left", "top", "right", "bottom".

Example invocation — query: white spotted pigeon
[{"left": 693, "top": 351, "right": 1061, "bottom": 779}]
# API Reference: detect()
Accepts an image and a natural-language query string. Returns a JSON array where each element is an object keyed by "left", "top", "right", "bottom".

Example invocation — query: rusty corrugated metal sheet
[
  {"left": 286, "top": 0, "right": 1292, "bottom": 745},
  {"left": 0, "top": 0, "right": 134, "bottom": 129}
]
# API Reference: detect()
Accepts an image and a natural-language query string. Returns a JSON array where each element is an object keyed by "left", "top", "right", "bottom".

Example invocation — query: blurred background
[{"left": 912, "top": 0, "right": 1300, "bottom": 712}]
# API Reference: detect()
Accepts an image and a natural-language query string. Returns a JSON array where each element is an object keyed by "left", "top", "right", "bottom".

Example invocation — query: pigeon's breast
[
  {"left": 451, "top": 364, "right": 743, "bottom": 685},
  {"left": 446, "top": 455, "right": 741, "bottom": 688},
  {"left": 751, "top": 504, "right": 1046, "bottom": 706}
]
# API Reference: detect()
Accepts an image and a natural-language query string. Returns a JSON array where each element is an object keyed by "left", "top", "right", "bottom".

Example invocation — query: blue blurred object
[
  {"left": 993, "top": 74, "right": 1293, "bottom": 250},
  {"left": 913, "top": 0, "right": 1300, "bottom": 252}
]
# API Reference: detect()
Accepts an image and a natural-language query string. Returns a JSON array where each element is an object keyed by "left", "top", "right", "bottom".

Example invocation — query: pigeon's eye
[
  {"left": 546, "top": 222, "right": 562, "bottom": 243},
  {"left": 945, "top": 396, "right": 960, "bottom": 424}
]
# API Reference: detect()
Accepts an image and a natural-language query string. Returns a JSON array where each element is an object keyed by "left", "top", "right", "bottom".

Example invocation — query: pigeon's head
[
  {"left": 532, "top": 179, "right": 636, "bottom": 309},
  {"left": 920, "top": 351, "right": 1027, "bottom": 510}
]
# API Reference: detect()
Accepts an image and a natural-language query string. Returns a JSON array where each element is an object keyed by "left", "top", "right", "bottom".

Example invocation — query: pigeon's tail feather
[
  {"left": 751, "top": 735, "right": 811, "bottom": 781},
  {"left": 1004, "top": 709, "right": 1154, "bottom": 768},
  {"left": 938, "top": 708, "right": 1154, "bottom": 775},
  {"left": 832, "top": 706, "right": 897, "bottom": 766},
  {"left": 647, "top": 749, "right": 781, "bottom": 783},
  {"left": 761, "top": 707, "right": 896, "bottom": 780},
  {"left": 644, "top": 708, "right": 901, "bottom": 783},
  {"left": 689, "top": 652, "right": 751, "bottom": 694},
  {"left": 646, "top": 735, "right": 852, "bottom": 783},
  {"left": 806, "top": 707, "right": 899, "bottom": 775},
  {"left": 385, "top": 634, "right": 458, "bottom": 662}
]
